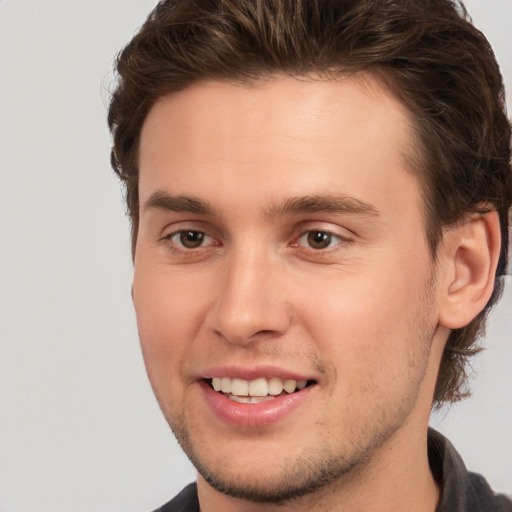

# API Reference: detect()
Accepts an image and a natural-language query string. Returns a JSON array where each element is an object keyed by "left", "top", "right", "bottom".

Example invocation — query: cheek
[
  {"left": 132, "top": 270, "right": 207, "bottom": 425},
  {"left": 299, "top": 260, "right": 434, "bottom": 387},
  {"left": 304, "top": 272, "right": 411, "bottom": 344},
  {"left": 132, "top": 265, "right": 208, "bottom": 394},
  {"left": 134, "top": 264, "right": 206, "bottom": 339}
]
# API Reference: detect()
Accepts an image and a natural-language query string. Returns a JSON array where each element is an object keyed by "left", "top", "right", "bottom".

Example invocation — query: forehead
[{"left": 138, "top": 74, "right": 421, "bottom": 222}]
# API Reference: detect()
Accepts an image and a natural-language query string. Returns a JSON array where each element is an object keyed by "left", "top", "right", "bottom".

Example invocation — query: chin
[
  {"left": 170, "top": 419, "right": 380, "bottom": 505},
  {"left": 194, "top": 451, "right": 357, "bottom": 504}
]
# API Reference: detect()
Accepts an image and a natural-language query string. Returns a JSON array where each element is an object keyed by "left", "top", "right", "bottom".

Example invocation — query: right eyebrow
[{"left": 142, "top": 191, "right": 215, "bottom": 215}]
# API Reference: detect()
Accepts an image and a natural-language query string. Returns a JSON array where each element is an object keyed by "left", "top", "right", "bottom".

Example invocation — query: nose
[{"left": 207, "top": 248, "right": 292, "bottom": 346}]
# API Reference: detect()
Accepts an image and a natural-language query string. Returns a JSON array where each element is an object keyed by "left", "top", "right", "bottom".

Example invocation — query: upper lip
[{"left": 198, "top": 364, "right": 316, "bottom": 382}]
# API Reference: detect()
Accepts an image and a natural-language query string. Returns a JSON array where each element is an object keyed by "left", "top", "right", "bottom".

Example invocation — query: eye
[
  {"left": 165, "top": 230, "right": 213, "bottom": 249},
  {"left": 298, "top": 230, "right": 344, "bottom": 250}
]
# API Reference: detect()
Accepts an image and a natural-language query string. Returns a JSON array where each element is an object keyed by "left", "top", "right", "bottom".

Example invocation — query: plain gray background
[{"left": 0, "top": 1, "right": 510, "bottom": 511}]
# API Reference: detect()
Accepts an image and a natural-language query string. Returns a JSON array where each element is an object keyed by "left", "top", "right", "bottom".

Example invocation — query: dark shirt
[
  {"left": 154, "top": 429, "right": 511, "bottom": 511},
  {"left": 428, "top": 429, "right": 511, "bottom": 511}
]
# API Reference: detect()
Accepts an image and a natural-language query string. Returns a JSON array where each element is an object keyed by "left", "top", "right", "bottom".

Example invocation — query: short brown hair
[{"left": 108, "top": 0, "right": 512, "bottom": 405}]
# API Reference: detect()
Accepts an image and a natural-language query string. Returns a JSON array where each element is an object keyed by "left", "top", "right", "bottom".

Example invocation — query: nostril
[{"left": 248, "top": 329, "right": 280, "bottom": 341}]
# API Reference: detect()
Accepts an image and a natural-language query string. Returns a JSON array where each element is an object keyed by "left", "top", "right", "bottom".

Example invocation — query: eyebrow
[
  {"left": 266, "top": 194, "right": 380, "bottom": 218},
  {"left": 142, "top": 191, "right": 380, "bottom": 219},
  {"left": 142, "top": 191, "right": 215, "bottom": 215}
]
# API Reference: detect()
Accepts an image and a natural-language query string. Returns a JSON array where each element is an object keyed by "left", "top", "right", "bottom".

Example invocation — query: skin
[{"left": 133, "top": 75, "right": 497, "bottom": 511}]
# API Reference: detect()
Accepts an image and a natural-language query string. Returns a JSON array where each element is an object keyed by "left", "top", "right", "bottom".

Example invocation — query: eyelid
[
  {"left": 292, "top": 220, "right": 354, "bottom": 242},
  {"left": 158, "top": 220, "right": 223, "bottom": 254},
  {"left": 170, "top": 229, "right": 210, "bottom": 244},
  {"left": 158, "top": 218, "right": 220, "bottom": 240},
  {"left": 294, "top": 229, "right": 347, "bottom": 249},
  {"left": 162, "top": 229, "right": 216, "bottom": 247}
]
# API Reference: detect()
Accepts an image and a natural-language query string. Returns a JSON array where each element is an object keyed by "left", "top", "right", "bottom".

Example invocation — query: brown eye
[
  {"left": 178, "top": 230, "right": 205, "bottom": 248},
  {"left": 306, "top": 231, "right": 333, "bottom": 249}
]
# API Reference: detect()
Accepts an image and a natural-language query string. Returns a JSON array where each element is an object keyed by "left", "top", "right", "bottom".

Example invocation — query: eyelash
[
  {"left": 160, "top": 229, "right": 217, "bottom": 250},
  {"left": 294, "top": 229, "right": 347, "bottom": 251}
]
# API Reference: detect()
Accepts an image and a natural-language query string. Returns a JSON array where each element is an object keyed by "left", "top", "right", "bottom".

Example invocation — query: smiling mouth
[{"left": 206, "top": 377, "right": 316, "bottom": 403}]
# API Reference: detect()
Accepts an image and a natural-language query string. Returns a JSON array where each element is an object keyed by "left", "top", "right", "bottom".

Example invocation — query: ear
[{"left": 438, "top": 210, "right": 501, "bottom": 330}]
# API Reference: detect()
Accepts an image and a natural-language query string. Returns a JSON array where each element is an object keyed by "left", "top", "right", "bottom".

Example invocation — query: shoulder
[
  {"left": 428, "top": 428, "right": 512, "bottom": 512},
  {"left": 466, "top": 472, "right": 512, "bottom": 512},
  {"left": 152, "top": 482, "right": 199, "bottom": 512}
]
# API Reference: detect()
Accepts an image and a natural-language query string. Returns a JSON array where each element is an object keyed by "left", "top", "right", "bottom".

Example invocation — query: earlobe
[{"left": 438, "top": 210, "right": 501, "bottom": 330}]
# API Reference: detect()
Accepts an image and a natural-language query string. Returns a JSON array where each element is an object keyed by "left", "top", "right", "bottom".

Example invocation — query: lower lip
[{"left": 200, "top": 381, "right": 314, "bottom": 427}]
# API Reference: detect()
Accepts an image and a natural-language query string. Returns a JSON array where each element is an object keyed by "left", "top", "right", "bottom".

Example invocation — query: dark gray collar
[{"left": 428, "top": 428, "right": 511, "bottom": 512}]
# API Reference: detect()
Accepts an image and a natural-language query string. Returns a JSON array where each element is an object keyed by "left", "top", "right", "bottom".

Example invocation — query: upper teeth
[{"left": 211, "top": 377, "right": 307, "bottom": 397}]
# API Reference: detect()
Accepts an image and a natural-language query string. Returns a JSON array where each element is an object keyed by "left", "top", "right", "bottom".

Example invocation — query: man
[{"left": 108, "top": 0, "right": 512, "bottom": 510}]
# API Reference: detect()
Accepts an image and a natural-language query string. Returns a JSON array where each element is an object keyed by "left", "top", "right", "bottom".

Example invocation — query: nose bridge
[{"left": 209, "top": 242, "right": 290, "bottom": 345}]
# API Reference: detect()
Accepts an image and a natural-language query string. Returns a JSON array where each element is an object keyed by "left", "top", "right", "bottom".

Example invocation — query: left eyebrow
[{"left": 266, "top": 194, "right": 380, "bottom": 219}]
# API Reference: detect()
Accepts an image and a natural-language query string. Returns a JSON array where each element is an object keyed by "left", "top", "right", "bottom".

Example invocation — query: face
[{"left": 134, "top": 75, "right": 446, "bottom": 503}]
